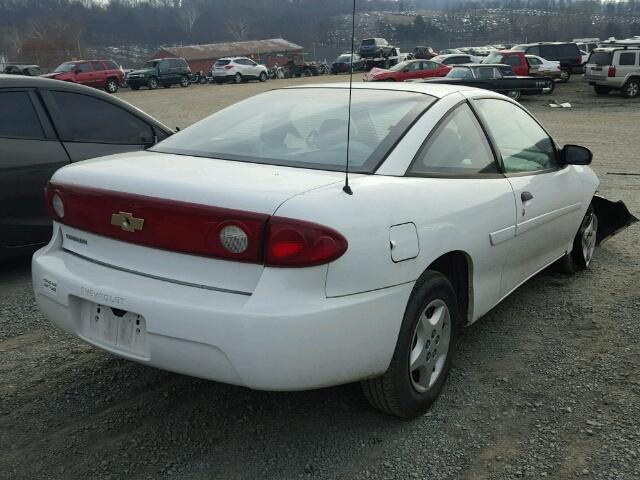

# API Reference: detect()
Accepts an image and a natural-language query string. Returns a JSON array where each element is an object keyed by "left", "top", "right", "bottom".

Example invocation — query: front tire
[
  {"left": 180, "top": 75, "right": 190, "bottom": 87},
  {"left": 361, "top": 271, "right": 459, "bottom": 418},
  {"left": 555, "top": 205, "right": 598, "bottom": 273},
  {"left": 147, "top": 77, "right": 158, "bottom": 90},
  {"left": 559, "top": 67, "right": 571, "bottom": 83},
  {"left": 259, "top": 71, "right": 267, "bottom": 82},
  {"left": 622, "top": 79, "right": 640, "bottom": 98}
]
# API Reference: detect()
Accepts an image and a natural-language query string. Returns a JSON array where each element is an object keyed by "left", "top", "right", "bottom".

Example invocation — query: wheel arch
[{"left": 423, "top": 250, "right": 474, "bottom": 326}]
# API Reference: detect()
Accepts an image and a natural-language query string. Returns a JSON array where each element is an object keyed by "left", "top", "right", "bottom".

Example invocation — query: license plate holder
[{"left": 84, "top": 303, "right": 148, "bottom": 357}]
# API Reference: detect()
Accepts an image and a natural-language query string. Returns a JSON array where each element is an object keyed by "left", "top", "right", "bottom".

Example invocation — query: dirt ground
[{"left": 1, "top": 75, "right": 639, "bottom": 480}]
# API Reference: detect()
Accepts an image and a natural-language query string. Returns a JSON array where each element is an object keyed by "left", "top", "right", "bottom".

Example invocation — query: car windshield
[
  {"left": 54, "top": 62, "right": 76, "bottom": 73},
  {"left": 588, "top": 52, "right": 612, "bottom": 65},
  {"left": 447, "top": 67, "right": 473, "bottom": 79},
  {"left": 144, "top": 60, "right": 159, "bottom": 68},
  {"left": 152, "top": 88, "right": 434, "bottom": 173},
  {"left": 483, "top": 52, "right": 503, "bottom": 64}
]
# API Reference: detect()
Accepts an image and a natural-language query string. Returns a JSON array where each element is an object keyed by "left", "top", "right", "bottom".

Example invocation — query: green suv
[{"left": 127, "top": 58, "right": 191, "bottom": 90}]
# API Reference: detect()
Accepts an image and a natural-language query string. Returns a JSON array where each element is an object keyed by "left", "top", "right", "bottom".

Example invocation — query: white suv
[
  {"left": 212, "top": 57, "right": 268, "bottom": 84},
  {"left": 585, "top": 46, "right": 640, "bottom": 98}
]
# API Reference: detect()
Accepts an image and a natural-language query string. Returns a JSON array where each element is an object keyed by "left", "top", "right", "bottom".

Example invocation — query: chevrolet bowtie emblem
[{"left": 110, "top": 211, "right": 144, "bottom": 232}]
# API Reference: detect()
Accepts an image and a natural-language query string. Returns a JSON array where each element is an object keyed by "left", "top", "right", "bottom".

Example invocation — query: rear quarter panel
[{"left": 274, "top": 175, "right": 517, "bottom": 322}]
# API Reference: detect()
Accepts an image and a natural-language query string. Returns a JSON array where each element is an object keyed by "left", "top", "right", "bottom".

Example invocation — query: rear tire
[
  {"left": 559, "top": 67, "right": 571, "bottom": 83},
  {"left": 147, "top": 77, "right": 158, "bottom": 90},
  {"left": 507, "top": 90, "right": 521, "bottom": 101},
  {"left": 105, "top": 78, "right": 119, "bottom": 94},
  {"left": 234, "top": 73, "right": 243, "bottom": 84},
  {"left": 622, "top": 79, "right": 640, "bottom": 98},
  {"left": 554, "top": 205, "right": 598, "bottom": 274},
  {"left": 361, "top": 271, "right": 459, "bottom": 418},
  {"left": 594, "top": 85, "right": 611, "bottom": 96}
]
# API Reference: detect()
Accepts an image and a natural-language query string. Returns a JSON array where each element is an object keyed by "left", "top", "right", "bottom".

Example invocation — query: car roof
[
  {"left": 515, "top": 42, "right": 575, "bottom": 46},
  {"left": 434, "top": 53, "right": 469, "bottom": 58},
  {"left": 0, "top": 75, "right": 172, "bottom": 133},
  {"left": 283, "top": 81, "right": 501, "bottom": 99}
]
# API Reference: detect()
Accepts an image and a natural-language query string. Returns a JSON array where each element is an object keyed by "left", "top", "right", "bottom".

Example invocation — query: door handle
[{"left": 521, "top": 191, "right": 534, "bottom": 202}]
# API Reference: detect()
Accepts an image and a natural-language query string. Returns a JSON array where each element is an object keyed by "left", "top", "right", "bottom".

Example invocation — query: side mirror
[{"left": 561, "top": 144, "right": 592, "bottom": 165}]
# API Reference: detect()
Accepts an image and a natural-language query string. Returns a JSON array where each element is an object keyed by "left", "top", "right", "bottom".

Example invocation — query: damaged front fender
[{"left": 591, "top": 195, "right": 638, "bottom": 245}]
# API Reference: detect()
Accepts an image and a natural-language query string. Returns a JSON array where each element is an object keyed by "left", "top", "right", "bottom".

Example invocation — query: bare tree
[{"left": 225, "top": 16, "right": 251, "bottom": 41}]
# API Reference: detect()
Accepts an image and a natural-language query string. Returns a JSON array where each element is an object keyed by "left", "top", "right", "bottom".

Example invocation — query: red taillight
[
  {"left": 224, "top": 65, "right": 234, "bottom": 70},
  {"left": 265, "top": 217, "right": 348, "bottom": 267},
  {"left": 608, "top": 66, "right": 616, "bottom": 77},
  {"left": 45, "top": 182, "right": 348, "bottom": 267},
  {"left": 46, "top": 182, "right": 269, "bottom": 262}
]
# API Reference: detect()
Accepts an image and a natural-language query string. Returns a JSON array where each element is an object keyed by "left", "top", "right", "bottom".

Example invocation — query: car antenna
[{"left": 342, "top": 0, "right": 356, "bottom": 195}]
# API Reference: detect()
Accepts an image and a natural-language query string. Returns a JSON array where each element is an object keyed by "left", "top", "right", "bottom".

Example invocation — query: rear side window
[
  {"left": 409, "top": 103, "right": 497, "bottom": 176},
  {"left": 539, "top": 45, "right": 557, "bottom": 59},
  {"left": 475, "top": 99, "right": 557, "bottom": 174},
  {"left": 558, "top": 44, "right": 579, "bottom": 58},
  {"left": 0, "top": 91, "right": 45, "bottom": 139},
  {"left": 619, "top": 53, "right": 637, "bottom": 66},
  {"left": 91, "top": 61, "right": 105, "bottom": 71},
  {"left": 215, "top": 59, "right": 231, "bottom": 66},
  {"left": 505, "top": 55, "right": 521, "bottom": 66},
  {"left": 50, "top": 91, "right": 153, "bottom": 145}
]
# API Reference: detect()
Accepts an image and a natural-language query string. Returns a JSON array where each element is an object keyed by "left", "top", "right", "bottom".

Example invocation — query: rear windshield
[
  {"left": 362, "top": 39, "right": 375, "bottom": 46},
  {"left": 152, "top": 88, "right": 434, "bottom": 173},
  {"left": 588, "top": 52, "right": 612, "bottom": 65},
  {"left": 215, "top": 59, "right": 231, "bottom": 66}
]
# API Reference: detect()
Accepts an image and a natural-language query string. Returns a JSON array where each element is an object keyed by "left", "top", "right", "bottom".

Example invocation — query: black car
[
  {"left": 359, "top": 38, "right": 395, "bottom": 59},
  {"left": 0, "top": 77, "right": 173, "bottom": 260},
  {"left": 511, "top": 42, "right": 583, "bottom": 80},
  {"left": 331, "top": 53, "right": 366, "bottom": 74},
  {"left": 126, "top": 57, "right": 191, "bottom": 90},
  {"left": 422, "top": 64, "right": 553, "bottom": 101},
  {"left": 2, "top": 64, "right": 42, "bottom": 76}
]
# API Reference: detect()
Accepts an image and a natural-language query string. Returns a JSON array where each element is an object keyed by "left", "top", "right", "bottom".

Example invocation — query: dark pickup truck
[{"left": 420, "top": 64, "right": 554, "bottom": 100}]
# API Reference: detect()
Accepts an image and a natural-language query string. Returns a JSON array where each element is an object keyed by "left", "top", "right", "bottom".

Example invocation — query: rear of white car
[
  {"left": 32, "top": 87, "right": 435, "bottom": 391},
  {"left": 212, "top": 57, "right": 268, "bottom": 84}
]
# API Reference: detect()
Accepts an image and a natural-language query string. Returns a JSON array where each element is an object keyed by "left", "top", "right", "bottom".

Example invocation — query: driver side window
[{"left": 474, "top": 99, "right": 558, "bottom": 173}]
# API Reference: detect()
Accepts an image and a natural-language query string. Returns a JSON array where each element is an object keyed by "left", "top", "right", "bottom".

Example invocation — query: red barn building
[{"left": 149, "top": 38, "right": 304, "bottom": 73}]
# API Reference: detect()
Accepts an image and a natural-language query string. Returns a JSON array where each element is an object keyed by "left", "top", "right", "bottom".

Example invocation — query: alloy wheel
[
  {"left": 234, "top": 73, "right": 242, "bottom": 84},
  {"left": 409, "top": 299, "right": 451, "bottom": 393},
  {"left": 106, "top": 79, "right": 118, "bottom": 93},
  {"left": 625, "top": 81, "right": 639, "bottom": 98},
  {"left": 581, "top": 213, "right": 598, "bottom": 267},
  {"left": 180, "top": 76, "right": 189, "bottom": 87}
]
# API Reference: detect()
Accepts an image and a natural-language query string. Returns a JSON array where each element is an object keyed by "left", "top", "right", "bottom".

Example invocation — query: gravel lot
[{"left": 1, "top": 75, "right": 639, "bottom": 480}]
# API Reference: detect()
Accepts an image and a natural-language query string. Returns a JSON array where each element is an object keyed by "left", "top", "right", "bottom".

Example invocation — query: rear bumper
[{"left": 32, "top": 232, "right": 411, "bottom": 391}]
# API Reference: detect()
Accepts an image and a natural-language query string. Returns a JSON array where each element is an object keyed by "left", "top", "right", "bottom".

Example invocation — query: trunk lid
[{"left": 51, "top": 151, "right": 343, "bottom": 293}]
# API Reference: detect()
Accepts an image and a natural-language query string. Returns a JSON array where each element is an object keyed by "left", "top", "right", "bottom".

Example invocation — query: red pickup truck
[
  {"left": 42, "top": 59, "right": 125, "bottom": 94},
  {"left": 482, "top": 51, "right": 529, "bottom": 76}
]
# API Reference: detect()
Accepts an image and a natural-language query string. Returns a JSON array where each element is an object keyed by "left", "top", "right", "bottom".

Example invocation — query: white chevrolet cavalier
[{"left": 33, "top": 83, "right": 631, "bottom": 418}]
